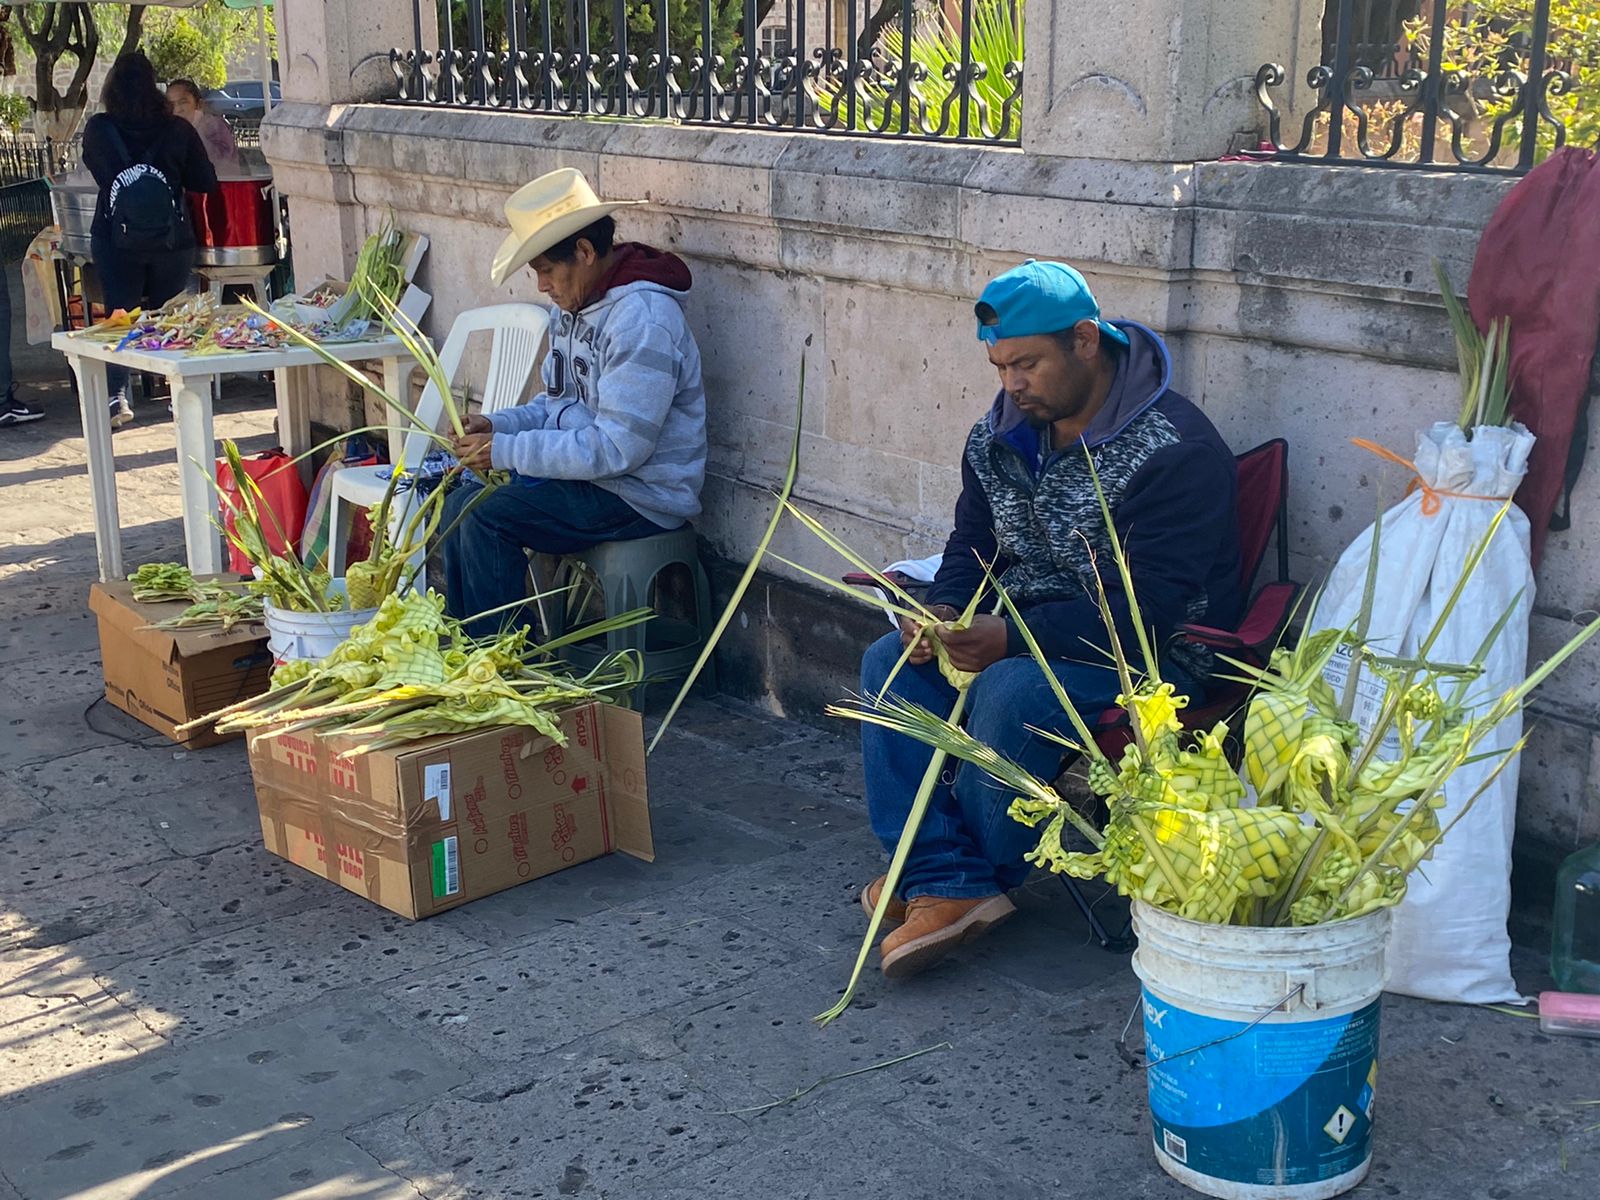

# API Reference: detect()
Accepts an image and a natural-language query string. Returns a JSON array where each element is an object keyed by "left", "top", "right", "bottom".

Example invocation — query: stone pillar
[
  {"left": 268, "top": 0, "right": 425, "bottom": 282},
  {"left": 277, "top": 0, "right": 423, "bottom": 107},
  {"left": 1022, "top": 0, "right": 1325, "bottom": 162}
]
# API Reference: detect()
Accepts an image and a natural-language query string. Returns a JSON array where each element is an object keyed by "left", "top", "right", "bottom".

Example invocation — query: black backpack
[{"left": 102, "top": 122, "right": 185, "bottom": 253}]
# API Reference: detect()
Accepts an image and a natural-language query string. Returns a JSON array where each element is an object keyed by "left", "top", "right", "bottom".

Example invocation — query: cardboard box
[
  {"left": 290, "top": 277, "right": 359, "bottom": 326},
  {"left": 247, "top": 702, "right": 653, "bottom": 920},
  {"left": 89, "top": 580, "right": 272, "bottom": 749}
]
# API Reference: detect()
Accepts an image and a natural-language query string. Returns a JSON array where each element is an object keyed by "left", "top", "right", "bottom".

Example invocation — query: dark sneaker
[
  {"left": 0, "top": 395, "right": 44, "bottom": 426},
  {"left": 109, "top": 396, "right": 135, "bottom": 429}
]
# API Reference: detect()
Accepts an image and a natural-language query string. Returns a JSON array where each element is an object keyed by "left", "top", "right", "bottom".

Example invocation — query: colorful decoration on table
[
  {"left": 70, "top": 218, "right": 421, "bottom": 354},
  {"left": 205, "top": 312, "right": 293, "bottom": 352}
]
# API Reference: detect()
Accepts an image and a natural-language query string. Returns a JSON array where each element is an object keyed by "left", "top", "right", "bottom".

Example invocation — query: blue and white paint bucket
[{"left": 1131, "top": 902, "right": 1392, "bottom": 1200}]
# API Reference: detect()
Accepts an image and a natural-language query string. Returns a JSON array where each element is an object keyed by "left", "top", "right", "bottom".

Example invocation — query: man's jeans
[
  {"left": 860, "top": 631, "right": 1200, "bottom": 900},
  {"left": 442, "top": 476, "right": 661, "bottom": 640}
]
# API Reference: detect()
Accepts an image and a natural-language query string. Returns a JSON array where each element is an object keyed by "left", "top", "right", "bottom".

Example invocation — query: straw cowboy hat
[{"left": 489, "top": 168, "right": 646, "bottom": 287}]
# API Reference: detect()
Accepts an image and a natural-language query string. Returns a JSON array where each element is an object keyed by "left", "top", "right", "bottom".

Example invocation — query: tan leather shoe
[
  {"left": 860, "top": 875, "right": 908, "bottom": 925},
  {"left": 879, "top": 893, "right": 1016, "bottom": 979}
]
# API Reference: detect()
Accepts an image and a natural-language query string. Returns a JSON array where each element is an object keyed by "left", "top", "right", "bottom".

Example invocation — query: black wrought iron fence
[
  {"left": 231, "top": 117, "right": 263, "bottom": 148},
  {"left": 388, "top": 0, "right": 1025, "bottom": 145},
  {"left": 0, "top": 178, "right": 52, "bottom": 260},
  {"left": 1321, "top": 0, "right": 1421, "bottom": 80},
  {"left": 0, "top": 133, "right": 69, "bottom": 186},
  {"left": 1258, "top": 0, "right": 1586, "bottom": 174}
]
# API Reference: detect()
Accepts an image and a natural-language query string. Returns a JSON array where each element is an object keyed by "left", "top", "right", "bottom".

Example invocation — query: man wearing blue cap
[{"left": 860, "top": 260, "right": 1242, "bottom": 978}]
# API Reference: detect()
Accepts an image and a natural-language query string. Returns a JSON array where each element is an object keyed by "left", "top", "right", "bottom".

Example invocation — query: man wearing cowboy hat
[{"left": 444, "top": 168, "right": 707, "bottom": 636}]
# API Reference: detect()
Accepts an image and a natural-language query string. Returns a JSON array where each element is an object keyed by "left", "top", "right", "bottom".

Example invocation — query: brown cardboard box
[
  {"left": 247, "top": 702, "right": 653, "bottom": 919},
  {"left": 89, "top": 580, "right": 272, "bottom": 749}
]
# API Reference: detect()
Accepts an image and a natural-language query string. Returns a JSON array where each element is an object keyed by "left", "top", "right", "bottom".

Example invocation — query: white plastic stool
[{"left": 198, "top": 263, "right": 275, "bottom": 309}]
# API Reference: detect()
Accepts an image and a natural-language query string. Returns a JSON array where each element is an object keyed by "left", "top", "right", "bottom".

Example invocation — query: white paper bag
[{"left": 1311, "top": 422, "right": 1535, "bottom": 1004}]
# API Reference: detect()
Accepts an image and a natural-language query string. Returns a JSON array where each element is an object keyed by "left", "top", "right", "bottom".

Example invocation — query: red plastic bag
[{"left": 216, "top": 449, "right": 310, "bottom": 575}]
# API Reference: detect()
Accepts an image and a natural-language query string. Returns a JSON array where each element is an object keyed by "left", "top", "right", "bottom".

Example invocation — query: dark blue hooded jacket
[{"left": 925, "top": 321, "right": 1242, "bottom": 676}]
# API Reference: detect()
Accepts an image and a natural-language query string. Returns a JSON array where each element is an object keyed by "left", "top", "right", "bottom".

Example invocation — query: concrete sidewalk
[{"left": 1, "top": 340, "right": 1597, "bottom": 1199}]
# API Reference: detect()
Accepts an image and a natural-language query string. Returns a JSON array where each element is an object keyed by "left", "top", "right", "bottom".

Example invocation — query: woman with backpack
[{"left": 82, "top": 52, "right": 219, "bottom": 428}]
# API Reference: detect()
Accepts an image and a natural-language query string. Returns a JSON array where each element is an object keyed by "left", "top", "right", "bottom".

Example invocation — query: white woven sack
[{"left": 1311, "top": 421, "right": 1535, "bottom": 1004}]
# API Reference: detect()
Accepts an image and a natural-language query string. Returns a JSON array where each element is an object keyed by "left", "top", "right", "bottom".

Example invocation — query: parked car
[{"left": 200, "top": 80, "right": 282, "bottom": 119}]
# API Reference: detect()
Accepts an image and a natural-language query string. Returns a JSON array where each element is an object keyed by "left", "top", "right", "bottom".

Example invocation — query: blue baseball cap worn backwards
[{"left": 975, "top": 260, "right": 1130, "bottom": 349}]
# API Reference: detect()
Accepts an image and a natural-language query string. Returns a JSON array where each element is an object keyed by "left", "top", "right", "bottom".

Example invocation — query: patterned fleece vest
[{"left": 964, "top": 406, "right": 1213, "bottom": 653}]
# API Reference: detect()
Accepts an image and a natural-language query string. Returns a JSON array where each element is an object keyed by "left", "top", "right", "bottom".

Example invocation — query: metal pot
[
  {"left": 48, "top": 178, "right": 97, "bottom": 258},
  {"left": 188, "top": 175, "right": 277, "bottom": 267}
]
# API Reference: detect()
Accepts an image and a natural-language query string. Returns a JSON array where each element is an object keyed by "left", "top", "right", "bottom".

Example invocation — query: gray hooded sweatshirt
[{"left": 486, "top": 246, "right": 707, "bottom": 528}]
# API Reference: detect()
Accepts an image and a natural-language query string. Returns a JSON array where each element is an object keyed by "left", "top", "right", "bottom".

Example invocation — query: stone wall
[{"left": 263, "top": 98, "right": 1600, "bottom": 939}]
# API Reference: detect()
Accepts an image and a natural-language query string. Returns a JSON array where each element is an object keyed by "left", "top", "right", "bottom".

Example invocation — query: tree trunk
[
  {"left": 1, "top": 10, "right": 17, "bottom": 80},
  {"left": 116, "top": 8, "right": 147, "bottom": 63},
  {"left": 20, "top": 2, "right": 104, "bottom": 146},
  {"left": 857, "top": 0, "right": 905, "bottom": 61},
  {"left": 37, "top": 104, "right": 84, "bottom": 148}
]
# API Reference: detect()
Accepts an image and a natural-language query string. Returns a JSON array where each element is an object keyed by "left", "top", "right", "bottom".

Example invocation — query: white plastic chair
[{"left": 327, "top": 302, "right": 550, "bottom": 591}]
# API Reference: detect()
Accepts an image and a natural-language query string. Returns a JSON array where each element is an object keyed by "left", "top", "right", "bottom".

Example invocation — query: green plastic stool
[{"left": 553, "top": 526, "right": 717, "bottom": 705}]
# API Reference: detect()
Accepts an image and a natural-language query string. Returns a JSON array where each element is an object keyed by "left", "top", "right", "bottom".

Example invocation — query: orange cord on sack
[{"left": 1350, "top": 438, "right": 1507, "bottom": 517}]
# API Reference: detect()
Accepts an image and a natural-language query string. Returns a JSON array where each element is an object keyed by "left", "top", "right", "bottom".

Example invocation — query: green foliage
[
  {"left": 0, "top": 92, "right": 30, "bottom": 133},
  {"left": 882, "top": 0, "right": 1023, "bottom": 125},
  {"left": 145, "top": 2, "right": 277, "bottom": 79},
  {"left": 820, "top": 0, "right": 1024, "bottom": 138},
  {"left": 145, "top": 16, "right": 226, "bottom": 89},
  {"left": 1409, "top": 0, "right": 1600, "bottom": 161},
  {"left": 449, "top": 1, "right": 769, "bottom": 70}
]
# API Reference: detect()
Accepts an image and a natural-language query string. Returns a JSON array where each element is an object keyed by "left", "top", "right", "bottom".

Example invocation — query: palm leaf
[
  {"left": 814, "top": 685, "right": 970, "bottom": 1027},
  {"left": 649, "top": 346, "right": 808, "bottom": 753}
]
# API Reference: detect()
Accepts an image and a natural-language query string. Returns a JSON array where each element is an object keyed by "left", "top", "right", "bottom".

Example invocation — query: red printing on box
[
  {"left": 499, "top": 734, "right": 524, "bottom": 800},
  {"left": 463, "top": 775, "right": 489, "bottom": 853}
]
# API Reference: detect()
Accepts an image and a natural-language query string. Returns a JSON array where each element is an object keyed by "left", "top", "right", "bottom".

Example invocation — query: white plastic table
[{"left": 52, "top": 330, "right": 414, "bottom": 581}]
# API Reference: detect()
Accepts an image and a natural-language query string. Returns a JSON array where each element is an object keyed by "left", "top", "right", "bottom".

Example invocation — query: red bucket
[{"left": 188, "top": 177, "right": 276, "bottom": 266}]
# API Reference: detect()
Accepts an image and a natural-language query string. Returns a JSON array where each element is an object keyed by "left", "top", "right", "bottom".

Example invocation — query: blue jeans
[
  {"left": 860, "top": 632, "right": 1201, "bottom": 900},
  {"left": 441, "top": 476, "right": 662, "bottom": 639},
  {"left": 1, "top": 262, "right": 15, "bottom": 397}
]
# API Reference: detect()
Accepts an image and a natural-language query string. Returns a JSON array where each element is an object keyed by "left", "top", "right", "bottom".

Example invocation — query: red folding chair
[
  {"left": 1065, "top": 438, "right": 1300, "bottom": 949},
  {"left": 1089, "top": 437, "right": 1299, "bottom": 758}
]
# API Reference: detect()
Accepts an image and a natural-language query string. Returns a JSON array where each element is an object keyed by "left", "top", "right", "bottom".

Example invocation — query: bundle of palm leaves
[
  {"left": 129, "top": 561, "right": 264, "bottom": 631},
  {"left": 1435, "top": 260, "right": 1514, "bottom": 434},
  {"left": 129, "top": 562, "right": 207, "bottom": 603},
  {"left": 224, "top": 262, "right": 504, "bottom": 617},
  {"left": 181, "top": 589, "right": 650, "bottom": 755}
]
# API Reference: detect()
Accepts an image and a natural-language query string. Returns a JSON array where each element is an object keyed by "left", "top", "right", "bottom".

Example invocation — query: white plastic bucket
[
  {"left": 1131, "top": 902, "right": 1392, "bottom": 1200},
  {"left": 263, "top": 582, "right": 377, "bottom": 667}
]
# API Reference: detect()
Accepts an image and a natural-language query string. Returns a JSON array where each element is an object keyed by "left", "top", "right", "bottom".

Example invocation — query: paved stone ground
[{"left": 2, "top": 298, "right": 1599, "bottom": 1199}]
